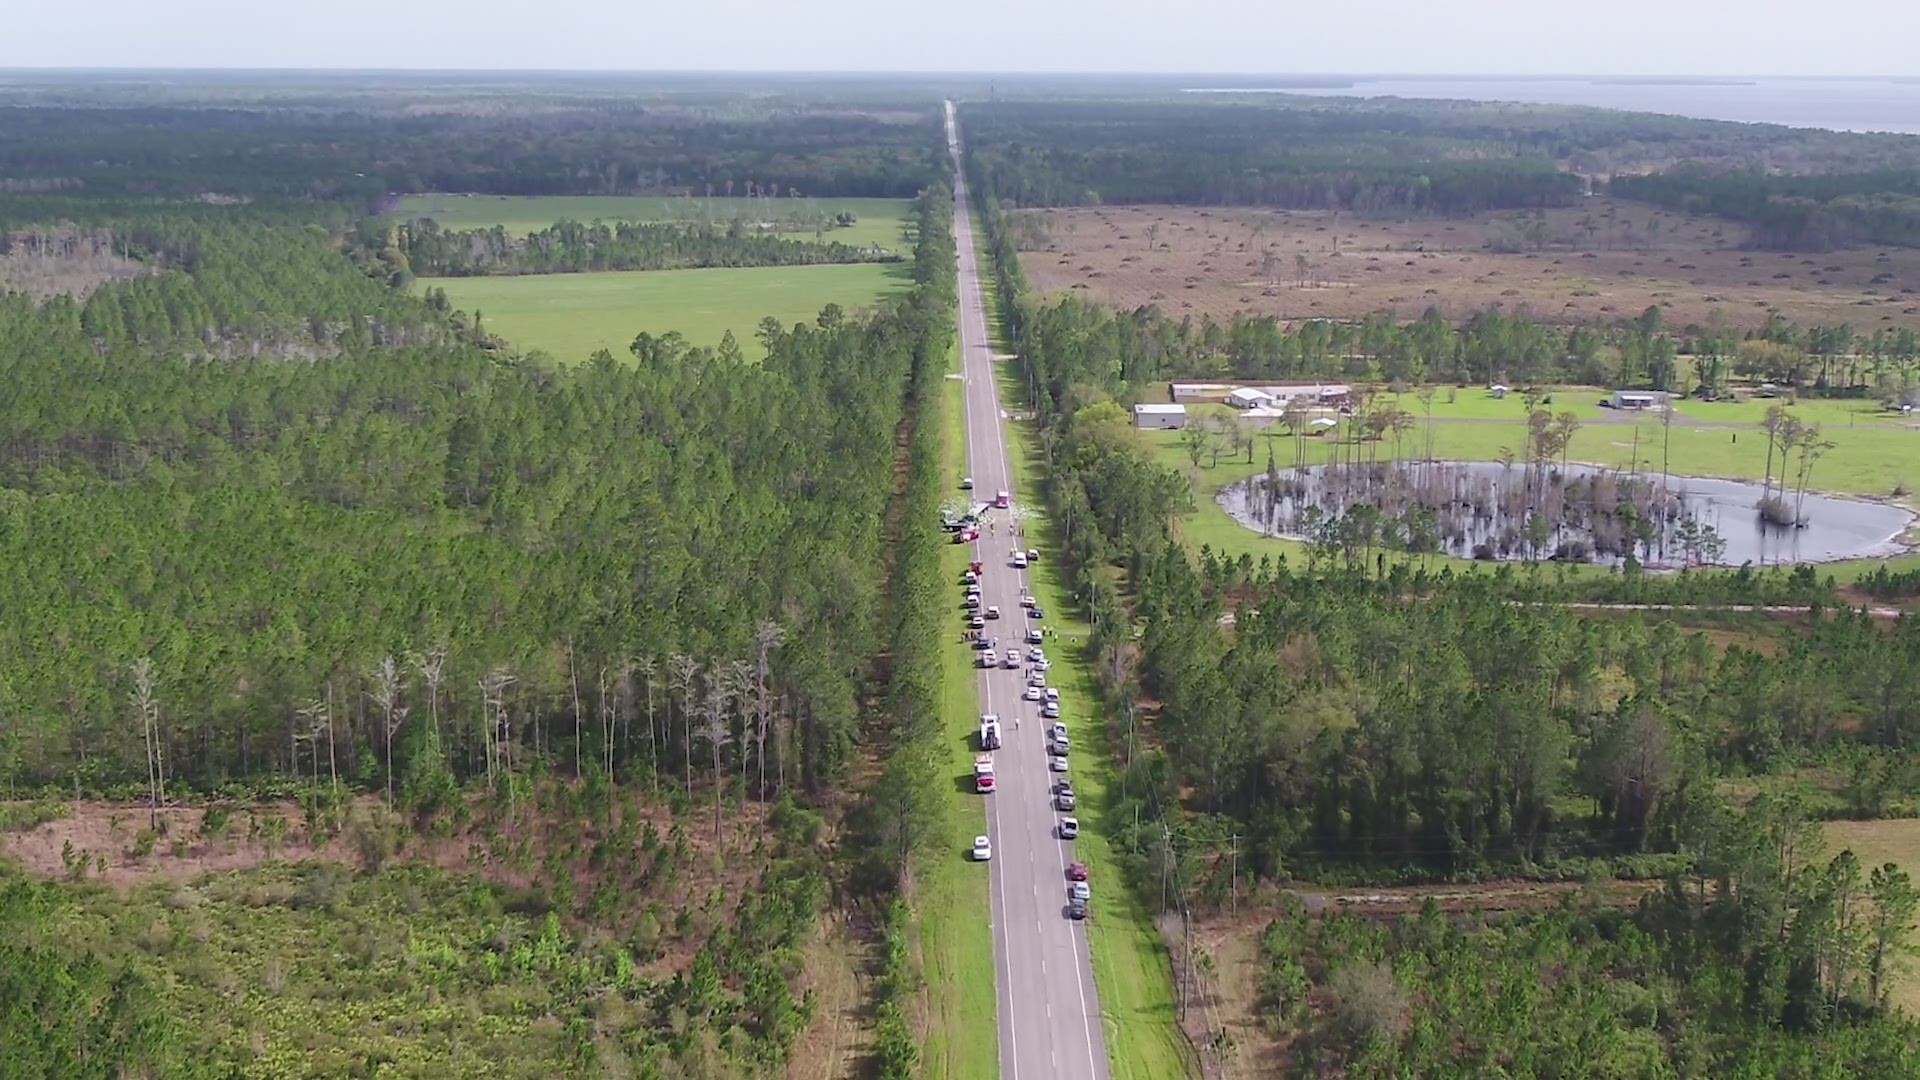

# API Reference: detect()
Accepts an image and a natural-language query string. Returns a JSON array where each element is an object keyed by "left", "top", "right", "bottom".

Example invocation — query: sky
[{"left": 6, "top": 0, "right": 1920, "bottom": 76}]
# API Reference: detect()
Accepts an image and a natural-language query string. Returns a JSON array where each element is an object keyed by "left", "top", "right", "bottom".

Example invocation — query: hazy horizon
[{"left": 6, "top": 0, "right": 1917, "bottom": 77}]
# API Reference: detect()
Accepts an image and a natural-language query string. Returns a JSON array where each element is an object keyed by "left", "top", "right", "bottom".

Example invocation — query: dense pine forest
[
  {"left": 960, "top": 97, "right": 1920, "bottom": 253},
  {"left": 0, "top": 76, "right": 969, "bottom": 1078}
]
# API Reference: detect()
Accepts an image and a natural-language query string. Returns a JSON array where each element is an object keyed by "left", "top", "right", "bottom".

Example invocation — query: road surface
[{"left": 947, "top": 100, "right": 1111, "bottom": 1080}]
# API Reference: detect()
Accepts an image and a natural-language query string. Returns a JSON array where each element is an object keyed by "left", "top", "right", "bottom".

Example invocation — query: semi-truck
[{"left": 979, "top": 714, "right": 1002, "bottom": 751}]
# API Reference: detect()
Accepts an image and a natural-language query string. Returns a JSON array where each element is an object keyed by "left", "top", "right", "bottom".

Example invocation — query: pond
[{"left": 1218, "top": 461, "right": 1914, "bottom": 568}]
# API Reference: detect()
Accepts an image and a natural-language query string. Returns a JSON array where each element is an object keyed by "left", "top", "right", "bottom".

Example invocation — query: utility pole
[
  {"left": 1180, "top": 904, "right": 1192, "bottom": 1023},
  {"left": 1230, "top": 833, "right": 1239, "bottom": 915}
]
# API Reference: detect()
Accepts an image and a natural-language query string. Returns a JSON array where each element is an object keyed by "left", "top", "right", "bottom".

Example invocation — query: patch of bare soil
[
  {"left": 787, "top": 914, "right": 874, "bottom": 1080},
  {"left": 1015, "top": 199, "right": 1920, "bottom": 331}
]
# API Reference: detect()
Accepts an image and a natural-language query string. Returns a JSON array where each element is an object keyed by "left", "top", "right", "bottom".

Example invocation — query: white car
[
  {"left": 1050, "top": 734, "right": 1070, "bottom": 755},
  {"left": 1023, "top": 685, "right": 1042, "bottom": 701},
  {"left": 1028, "top": 647, "right": 1046, "bottom": 662},
  {"left": 980, "top": 650, "right": 997, "bottom": 667},
  {"left": 969, "top": 614, "right": 985, "bottom": 629},
  {"left": 1049, "top": 755, "right": 1069, "bottom": 772},
  {"left": 985, "top": 605, "right": 1001, "bottom": 620},
  {"left": 973, "top": 835, "right": 992, "bottom": 861},
  {"left": 961, "top": 477, "right": 975, "bottom": 490},
  {"left": 1033, "top": 658, "right": 1051, "bottom": 672},
  {"left": 1042, "top": 702, "right": 1061, "bottom": 720},
  {"left": 1020, "top": 593, "right": 1035, "bottom": 608},
  {"left": 1027, "top": 671, "right": 1046, "bottom": 687},
  {"left": 1059, "top": 817, "right": 1080, "bottom": 839},
  {"left": 966, "top": 583, "right": 981, "bottom": 596},
  {"left": 1070, "top": 881, "right": 1090, "bottom": 902},
  {"left": 1044, "top": 688, "right": 1060, "bottom": 703},
  {"left": 1001, "top": 653, "right": 1019, "bottom": 669},
  {"left": 1011, "top": 553, "right": 1028, "bottom": 569}
]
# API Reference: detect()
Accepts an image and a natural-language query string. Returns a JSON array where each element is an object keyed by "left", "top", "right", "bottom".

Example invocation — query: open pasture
[
  {"left": 1013, "top": 197, "right": 1920, "bottom": 331},
  {"left": 427, "top": 262, "right": 911, "bottom": 363}
]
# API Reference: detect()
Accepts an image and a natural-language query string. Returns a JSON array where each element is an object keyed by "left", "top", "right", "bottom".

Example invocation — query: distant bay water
[{"left": 1184, "top": 77, "right": 1920, "bottom": 135}]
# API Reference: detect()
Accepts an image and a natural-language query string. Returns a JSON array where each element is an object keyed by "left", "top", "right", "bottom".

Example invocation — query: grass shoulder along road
[
  {"left": 976, "top": 216, "right": 1196, "bottom": 1079},
  {"left": 913, "top": 334, "right": 997, "bottom": 1080},
  {"left": 392, "top": 195, "right": 917, "bottom": 254},
  {"left": 422, "top": 262, "right": 913, "bottom": 364}
]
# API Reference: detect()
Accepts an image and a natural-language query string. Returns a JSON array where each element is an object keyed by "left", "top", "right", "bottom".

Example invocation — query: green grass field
[
  {"left": 425, "top": 263, "right": 912, "bottom": 363},
  {"left": 979, "top": 221, "right": 1196, "bottom": 1079},
  {"left": 917, "top": 334, "right": 998, "bottom": 1080},
  {"left": 393, "top": 195, "right": 916, "bottom": 254},
  {"left": 1146, "top": 394, "right": 1920, "bottom": 573}
]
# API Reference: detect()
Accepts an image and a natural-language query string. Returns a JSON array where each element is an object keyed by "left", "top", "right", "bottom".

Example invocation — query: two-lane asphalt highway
[{"left": 946, "top": 100, "right": 1110, "bottom": 1080}]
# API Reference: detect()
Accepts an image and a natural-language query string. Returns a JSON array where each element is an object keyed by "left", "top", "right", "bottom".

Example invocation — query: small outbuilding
[
  {"left": 1612, "top": 390, "right": 1671, "bottom": 411},
  {"left": 1490, "top": 384, "right": 1510, "bottom": 399},
  {"left": 1134, "top": 403, "right": 1188, "bottom": 430},
  {"left": 1226, "top": 387, "right": 1275, "bottom": 410}
]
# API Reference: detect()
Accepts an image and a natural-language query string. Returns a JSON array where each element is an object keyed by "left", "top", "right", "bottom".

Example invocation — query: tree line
[
  {"left": 1614, "top": 166, "right": 1920, "bottom": 251},
  {"left": 394, "top": 217, "right": 898, "bottom": 278},
  {"left": 961, "top": 100, "right": 1582, "bottom": 214}
]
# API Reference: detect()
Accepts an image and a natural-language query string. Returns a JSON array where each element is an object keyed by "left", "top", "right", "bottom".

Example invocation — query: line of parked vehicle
[{"left": 965, "top": 545, "right": 1090, "bottom": 920}]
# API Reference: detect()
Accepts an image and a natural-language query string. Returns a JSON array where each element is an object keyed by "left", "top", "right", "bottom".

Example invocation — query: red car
[
  {"left": 1067, "top": 862, "right": 1089, "bottom": 882},
  {"left": 977, "top": 774, "right": 996, "bottom": 793},
  {"left": 969, "top": 560, "right": 984, "bottom": 575}
]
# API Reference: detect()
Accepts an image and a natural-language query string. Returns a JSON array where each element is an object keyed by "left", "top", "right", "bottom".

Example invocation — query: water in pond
[{"left": 1218, "top": 461, "right": 1914, "bottom": 568}]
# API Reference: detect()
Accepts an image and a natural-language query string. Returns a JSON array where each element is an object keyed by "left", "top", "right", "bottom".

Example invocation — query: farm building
[
  {"left": 1170, "top": 382, "right": 1234, "bottom": 403},
  {"left": 1226, "top": 387, "right": 1275, "bottom": 409},
  {"left": 1612, "top": 390, "right": 1672, "bottom": 411},
  {"left": 1134, "top": 403, "right": 1188, "bottom": 429},
  {"left": 1263, "top": 383, "right": 1352, "bottom": 407}
]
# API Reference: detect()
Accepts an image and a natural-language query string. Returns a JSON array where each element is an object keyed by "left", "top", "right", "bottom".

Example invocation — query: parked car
[
  {"left": 1023, "top": 685, "right": 1042, "bottom": 702},
  {"left": 995, "top": 490, "right": 1011, "bottom": 509},
  {"left": 1011, "top": 553, "right": 1028, "bottom": 569},
  {"left": 1069, "top": 897, "right": 1088, "bottom": 920},
  {"left": 1020, "top": 593, "right": 1034, "bottom": 608},
  {"left": 1001, "top": 653, "right": 1019, "bottom": 669},
  {"left": 1059, "top": 817, "right": 1080, "bottom": 839},
  {"left": 1049, "top": 754, "right": 1069, "bottom": 772},
  {"left": 972, "top": 636, "right": 990, "bottom": 650},
  {"left": 1042, "top": 702, "right": 1061, "bottom": 720},
  {"left": 961, "top": 477, "right": 975, "bottom": 490},
  {"left": 965, "top": 594, "right": 980, "bottom": 609},
  {"left": 980, "top": 650, "right": 997, "bottom": 667},
  {"left": 985, "top": 605, "right": 1001, "bottom": 619},
  {"left": 1027, "top": 549, "right": 1040, "bottom": 563},
  {"left": 969, "top": 615, "right": 985, "bottom": 630},
  {"left": 1028, "top": 648, "right": 1046, "bottom": 663},
  {"left": 1068, "top": 862, "right": 1089, "bottom": 882},
  {"left": 1033, "top": 658, "right": 1051, "bottom": 672},
  {"left": 1056, "top": 790, "right": 1077, "bottom": 811},
  {"left": 1044, "top": 688, "right": 1060, "bottom": 703},
  {"left": 966, "top": 582, "right": 981, "bottom": 596},
  {"left": 1049, "top": 722, "right": 1069, "bottom": 742},
  {"left": 1070, "top": 881, "right": 1090, "bottom": 902},
  {"left": 973, "top": 835, "right": 992, "bottom": 860},
  {"left": 1049, "top": 734, "right": 1070, "bottom": 755},
  {"left": 1027, "top": 629, "right": 1044, "bottom": 644},
  {"left": 1027, "top": 671, "right": 1046, "bottom": 687},
  {"left": 1028, "top": 607, "right": 1045, "bottom": 620}
]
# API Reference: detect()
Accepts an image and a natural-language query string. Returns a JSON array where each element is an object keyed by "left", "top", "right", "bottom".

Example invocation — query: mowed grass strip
[
  {"left": 915, "top": 333, "right": 998, "bottom": 1080},
  {"left": 393, "top": 195, "right": 916, "bottom": 254},
  {"left": 425, "top": 262, "right": 912, "bottom": 363},
  {"left": 975, "top": 219, "right": 1196, "bottom": 1079}
]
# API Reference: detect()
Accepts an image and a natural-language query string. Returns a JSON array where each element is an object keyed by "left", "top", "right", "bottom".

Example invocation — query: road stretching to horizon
[{"left": 946, "top": 100, "right": 1112, "bottom": 1080}]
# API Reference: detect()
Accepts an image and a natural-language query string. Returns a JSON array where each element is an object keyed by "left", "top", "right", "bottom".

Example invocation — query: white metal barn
[
  {"left": 1133, "top": 403, "right": 1188, "bottom": 430},
  {"left": 1226, "top": 387, "right": 1274, "bottom": 409}
]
